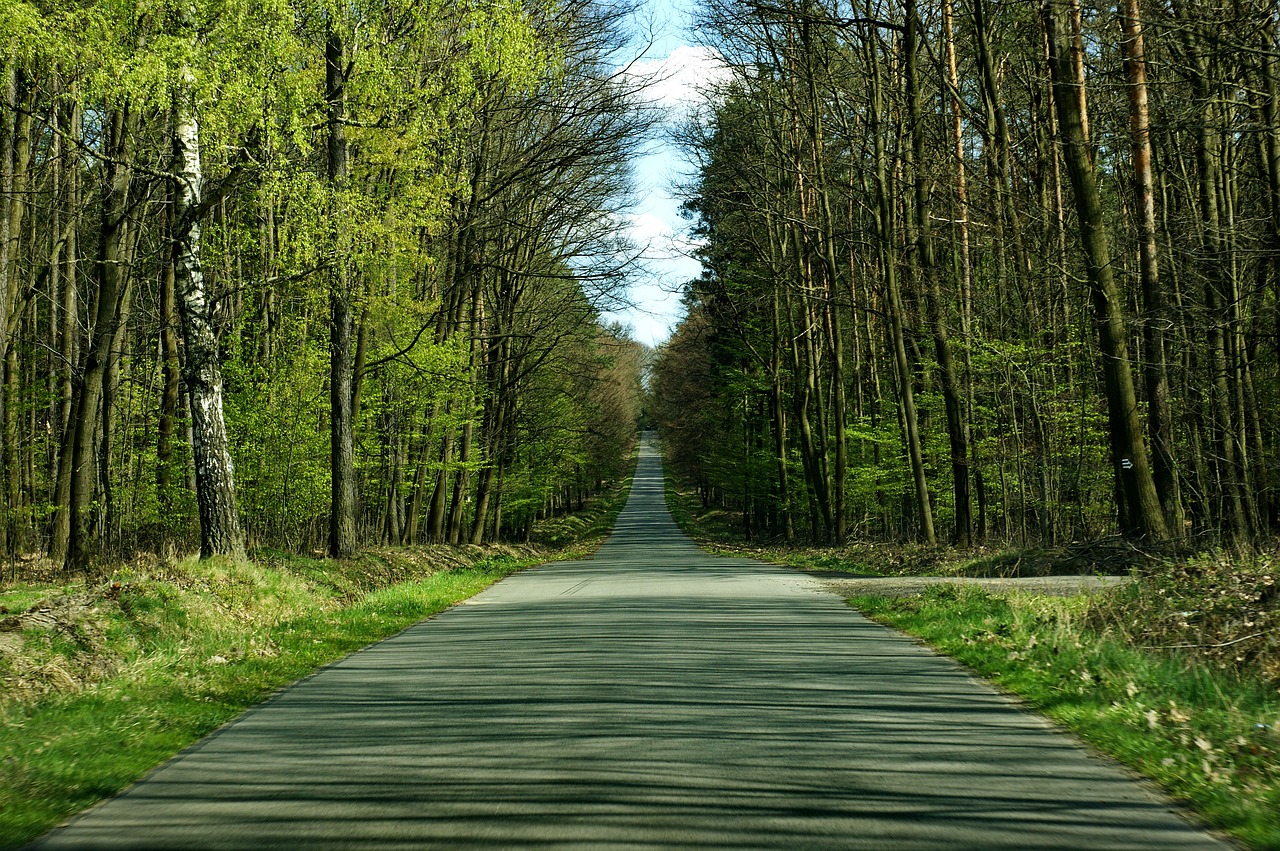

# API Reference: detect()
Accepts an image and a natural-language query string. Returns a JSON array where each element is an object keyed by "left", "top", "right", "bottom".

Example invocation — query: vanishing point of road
[{"left": 34, "top": 438, "right": 1229, "bottom": 849}]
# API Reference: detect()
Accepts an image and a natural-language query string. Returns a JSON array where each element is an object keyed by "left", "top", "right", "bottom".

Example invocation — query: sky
[{"left": 597, "top": 2, "right": 729, "bottom": 348}]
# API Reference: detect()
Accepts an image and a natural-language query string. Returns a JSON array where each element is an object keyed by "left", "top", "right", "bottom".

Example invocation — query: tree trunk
[
  {"left": 1068, "top": 0, "right": 1091, "bottom": 148},
  {"left": 1120, "top": 0, "right": 1185, "bottom": 538},
  {"left": 470, "top": 433, "right": 496, "bottom": 546},
  {"left": 102, "top": 260, "right": 138, "bottom": 552},
  {"left": 1260, "top": 25, "right": 1280, "bottom": 532},
  {"left": 974, "top": 0, "right": 1031, "bottom": 310},
  {"left": 64, "top": 107, "right": 137, "bottom": 572},
  {"left": 907, "top": 0, "right": 971, "bottom": 547},
  {"left": 172, "top": 55, "right": 245, "bottom": 560},
  {"left": 0, "top": 62, "right": 14, "bottom": 557},
  {"left": 770, "top": 289, "right": 793, "bottom": 542},
  {"left": 351, "top": 306, "right": 369, "bottom": 422},
  {"left": 469, "top": 319, "right": 504, "bottom": 546},
  {"left": 3, "top": 68, "right": 33, "bottom": 553},
  {"left": 797, "top": 26, "right": 847, "bottom": 545},
  {"left": 1045, "top": 0, "right": 1168, "bottom": 542},
  {"left": 327, "top": 26, "right": 358, "bottom": 558},
  {"left": 869, "top": 29, "right": 935, "bottom": 545},
  {"left": 157, "top": 212, "right": 182, "bottom": 518},
  {"left": 427, "top": 409, "right": 453, "bottom": 543},
  {"left": 56, "top": 99, "right": 80, "bottom": 500},
  {"left": 401, "top": 420, "right": 434, "bottom": 545},
  {"left": 447, "top": 291, "right": 482, "bottom": 545}
]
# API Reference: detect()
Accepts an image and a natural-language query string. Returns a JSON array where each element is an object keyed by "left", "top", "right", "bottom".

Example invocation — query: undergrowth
[{"left": 1086, "top": 552, "right": 1279, "bottom": 685}]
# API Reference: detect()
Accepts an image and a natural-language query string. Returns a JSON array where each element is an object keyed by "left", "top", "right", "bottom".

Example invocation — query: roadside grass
[
  {"left": 853, "top": 587, "right": 1280, "bottom": 850},
  {"left": 0, "top": 466, "right": 634, "bottom": 848},
  {"left": 0, "top": 554, "right": 536, "bottom": 847},
  {"left": 661, "top": 466, "right": 1280, "bottom": 846}
]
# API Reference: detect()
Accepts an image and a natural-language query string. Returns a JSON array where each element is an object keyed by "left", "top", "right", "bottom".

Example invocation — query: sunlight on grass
[
  {"left": 0, "top": 555, "right": 537, "bottom": 848},
  {"left": 853, "top": 587, "right": 1280, "bottom": 850}
]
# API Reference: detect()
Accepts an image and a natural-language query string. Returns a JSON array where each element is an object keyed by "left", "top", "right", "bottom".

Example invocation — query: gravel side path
[{"left": 818, "top": 574, "right": 1135, "bottom": 598}]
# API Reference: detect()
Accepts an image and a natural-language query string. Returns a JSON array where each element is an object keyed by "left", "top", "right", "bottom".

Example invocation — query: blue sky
[{"left": 599, "top": 1, "right": 728, "bottom": 347}]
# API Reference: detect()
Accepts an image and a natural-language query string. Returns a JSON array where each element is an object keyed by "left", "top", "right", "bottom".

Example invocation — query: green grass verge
[
  {"left": 852, "top": 586, "right": 1280, "bottom": 850},
  {"left": 0, "top": 555, "right": 536, "bottom": 847}
]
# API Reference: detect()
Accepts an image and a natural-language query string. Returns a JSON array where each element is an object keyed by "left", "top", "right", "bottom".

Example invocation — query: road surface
[{"left": 34, "top": 438, "right": 1228, "bottom": 849}]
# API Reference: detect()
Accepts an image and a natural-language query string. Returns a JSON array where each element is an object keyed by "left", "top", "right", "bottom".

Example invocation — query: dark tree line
[{"left": 655, "top": 0, "right": 1277, "bottom": 549}]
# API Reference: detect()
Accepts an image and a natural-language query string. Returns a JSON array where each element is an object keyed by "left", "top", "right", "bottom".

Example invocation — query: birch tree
[{"left": 170, "top": 2, "right": 245, "bottom": 559}]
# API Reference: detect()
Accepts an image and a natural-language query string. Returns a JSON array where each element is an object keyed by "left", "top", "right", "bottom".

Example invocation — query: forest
[
  {"left": 3, "top": 4, "right": 1280, "bottom": 844},
  {"left": 655, "top": 0, "right": 1279, "bottom": 551},
  {"left": 0, "top": 0, "right": 648, "bottom": 573},
  {"left": 4, "top": 0, "right": 1278, "bottom": 574}
]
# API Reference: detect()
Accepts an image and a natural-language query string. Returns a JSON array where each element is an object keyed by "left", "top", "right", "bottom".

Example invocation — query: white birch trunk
[{"left": 173, "top": 66, "right": 245, "bottom": 560}]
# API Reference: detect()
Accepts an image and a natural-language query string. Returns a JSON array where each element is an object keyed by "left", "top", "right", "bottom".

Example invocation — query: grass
[
  {"left": 0, "top": 468, "right": 634, "bottom": 848},
  {"left": 662, "top": 468, "right": 1280, "bottom": 847},
  {"left": 853, "top": 587, "right": 1280, "bottom": 850},
  {"left": 0, "top": 554, "right": 537, "bottom": 846}
]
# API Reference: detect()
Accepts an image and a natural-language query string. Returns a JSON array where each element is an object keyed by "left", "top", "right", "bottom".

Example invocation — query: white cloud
[
  {"left": 626, "top": 44, "right": 731, "bottom": 113},
  {"left": 627, "top": 211, "right": 675, "bottom": 245},
  {"left": 602, "top": 208, "right": 699, "bottom": 347}
]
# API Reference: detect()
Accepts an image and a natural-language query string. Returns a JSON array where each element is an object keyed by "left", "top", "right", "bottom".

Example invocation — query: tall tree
[
  {"left": 1044, "top": 0, "right": 1167, "bottom": 541},
  {"left": 170, "top": 4, "right": 246, "bottom": 559},
  {"left": 325, "top": 20, "right": 357, "bottom": 558},
  {"left": 868, "top": 20, "right": 935, "bottom": 545},
  {"left": 63, "top": 104, "right": 139, "bottom": 572},
  {"left": 0, "top": 61, "right": 15, "bottom": 557},
  {"left": 1120, "top": 0, "right": 1184, "bottom": 538},
  {"left": 905, "top": 0, "right": 971, "bottom": 546}
]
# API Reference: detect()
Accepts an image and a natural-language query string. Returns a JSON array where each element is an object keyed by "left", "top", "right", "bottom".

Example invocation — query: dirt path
[{"left": 816, "top": 574, "right": 1134, "bottom": 598}]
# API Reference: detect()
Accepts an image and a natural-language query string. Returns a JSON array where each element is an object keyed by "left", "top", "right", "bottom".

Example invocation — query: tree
[
  {"left": 324, "top": 17, "right": 357, "bottom": 558},
  {"left": 905, "top": 0, "right": 970, "bottom": 545},
  {"left": 1120, "top": 0, "right": 1184, "bottom": 538},
  {"left": 170, "top": 2, "right": 246, "bottom": 559},
  {"left": 667, "top": 0, "right": 1278, "bottom": 549},
  {"left": 0, "top": 0, "right": 647, "bottom": 569}
]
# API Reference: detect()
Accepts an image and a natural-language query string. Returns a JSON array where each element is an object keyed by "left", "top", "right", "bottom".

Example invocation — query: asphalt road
[{"left": 34, "top": 438, "right": 1229, "bottom": 849}]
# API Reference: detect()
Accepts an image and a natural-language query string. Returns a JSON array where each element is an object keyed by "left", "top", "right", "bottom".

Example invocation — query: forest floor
[
  {"left": 0, "top": 476, "right": 633, "bottom": 848},
  {"left": 665, "top": 482, "right": 1280, "bottom": 849}
]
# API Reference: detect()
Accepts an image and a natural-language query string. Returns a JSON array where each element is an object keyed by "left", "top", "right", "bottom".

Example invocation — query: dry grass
[{"left": 1087, "top": 550, "right": 1280, "bottom": 688}]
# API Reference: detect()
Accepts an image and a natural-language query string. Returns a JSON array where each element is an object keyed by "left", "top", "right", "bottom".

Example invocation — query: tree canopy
[{"left": 0, "top": 0, "right": 649, "bottom": 566}]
